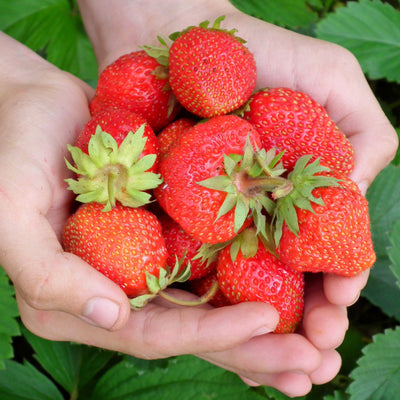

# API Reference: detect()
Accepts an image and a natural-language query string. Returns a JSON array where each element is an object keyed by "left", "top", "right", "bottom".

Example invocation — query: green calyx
[
  {"left": 141, "top": 35, "right": 171, "bottom": 67},
  {"left": 129, "top": 256, "right": 191, "bottom": 309},
  {"left": 65, "top": 124, "right": 162, "bottom": 212},
  {"left": 129, "top": 256, "right": 219, "bottom": 309},
  {"left": 197, "top": 137, "right": 288, "bottom": 239},
  {"left": 170, "top": 15, "right": 245, "bottom": 43},
  {"left": 142, "top": 15, "right": 245, "bottom": 67},
  {"left": 196, "top": 225, "right": 277, "bottom": 266},
  {"left": 196, "top": 139, "right": 342, "bottom": 255},
  {"left": 272, "top": 156, "right": 341, "bottom": 246}
]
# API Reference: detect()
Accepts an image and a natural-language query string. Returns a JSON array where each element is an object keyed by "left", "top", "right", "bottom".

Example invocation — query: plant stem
[{"left": 158, "top": 281, "right": 219, "bottom": 306}]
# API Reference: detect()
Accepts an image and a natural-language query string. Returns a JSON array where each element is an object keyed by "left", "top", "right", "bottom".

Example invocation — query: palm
[{"left": 0, "top": 75, "right": 92, "bottom": 238}]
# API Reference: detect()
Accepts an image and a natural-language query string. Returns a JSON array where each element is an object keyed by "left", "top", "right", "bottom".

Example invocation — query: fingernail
[
  {"left": 357, "top": 180, "right": 369, "bottom": 196},
  {"left": 83, "top": 297, "right": 120, "bottom": 330},
  {"left": 251, "top": 325, "right": 274, "bottom": 337},
  {"left": 348, "top": 291, "right": 361, "bottom": 306}
]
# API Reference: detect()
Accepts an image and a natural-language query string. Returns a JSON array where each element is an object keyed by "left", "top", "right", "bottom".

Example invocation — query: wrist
[{"left": 77, "top": 0, "right": 239, "bottom": 72}]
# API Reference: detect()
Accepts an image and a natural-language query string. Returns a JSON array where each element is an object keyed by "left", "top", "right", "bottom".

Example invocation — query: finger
[
  {"left": 200, "top": 333, "right": 322, "bottom": 377},
  {"left": 246, "top": 372, "right": 313, "bottom": 398},
  {"left": 323, "top": 269, "right": 370, "bottom": 306},
  {"left": 310, "top": 349, "right": 342, "bottom": 385},
  {"left": 239, "top": 376, "right": 260, "bottom": 387},
  {"left": 1, "top": 209, "right": 131, "bottom": 331},
  {"left": 302, "top": 274, "right": 348, "bottom": 350},
  {"left": 317, "top": 49, "right": 398, "bottom": 191},
  {"left": 17, "top": 299, "right": 279, "bottom": 358},
  {"left": 348, "top": 124, "right": 398, "bottom": 194}
]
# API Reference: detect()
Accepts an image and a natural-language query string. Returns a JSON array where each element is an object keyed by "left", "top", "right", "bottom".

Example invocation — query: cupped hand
[
  {"left": 79, "top": 0, "right": 397, "bottom": 316},
  {"left": 76, "top": 0, "right": 397, "bottom": 393},
  {"left": 0, "top": 32, "right": 342, "bottom": 398},
  {"left": 2, "top": 0, "right": 398, "bottom": 395}
]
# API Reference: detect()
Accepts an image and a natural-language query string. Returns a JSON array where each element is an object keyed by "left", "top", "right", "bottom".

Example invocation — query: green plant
[{"left": 1, "top": 0, "right": 400, "bottom": 399}]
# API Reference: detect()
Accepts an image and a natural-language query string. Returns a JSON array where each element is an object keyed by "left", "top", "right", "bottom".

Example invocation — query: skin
[{"left": 0, "top": 0, "right": 397, "bottom": 397}]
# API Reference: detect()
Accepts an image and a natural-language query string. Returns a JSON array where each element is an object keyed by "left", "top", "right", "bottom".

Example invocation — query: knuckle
[{"left": 13, "top": 266, "right": 56, "bottom": 311}]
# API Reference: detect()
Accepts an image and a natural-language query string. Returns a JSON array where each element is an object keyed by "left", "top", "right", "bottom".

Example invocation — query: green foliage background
[{"left": 1, "top": 0, "right": 400, "bottom": 399}]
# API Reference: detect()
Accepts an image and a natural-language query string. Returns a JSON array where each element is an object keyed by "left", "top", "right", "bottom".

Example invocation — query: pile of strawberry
[{"left": 62, "top": 17, "right": 376, "bottom": 334}]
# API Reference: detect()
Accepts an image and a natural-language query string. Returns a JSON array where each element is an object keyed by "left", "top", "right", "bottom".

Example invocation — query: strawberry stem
[
  {"left": 234, "top": 172, "right": 291, "bottom": 197},
  {"left": 157, "top": 281, "right": 219, "bottom": 307},
  {"left": 107, "top": 170, "right": 117, "bottom": 210}
]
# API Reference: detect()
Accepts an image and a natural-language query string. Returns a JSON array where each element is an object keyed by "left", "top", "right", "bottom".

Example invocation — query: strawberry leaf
[
  {"left": 0, "top": 0, "right": 98, "bottom": 83},
  {"left": 0, "top": 360, "right": 63, "bottom": 400},
  {"left": 0, "top": 267, "right": 20, "bottom": 369},
  {"left": 231, "top": 0, "right": 318, "bottom": 29},
  {"left": 348, "top": 326, "right": 400, "bottom": 399},
  {"left": 363, "top": 164, "right": 400, "bottom": 321},
  {"left": 90, "top": 355, "right": 265, "bottom": 400},
  {"left": 22, "top": 327, "right": 115, "bottom": 396},
  {"left": 316, "top": 0, "right": 400, "bottom": 83},
  {"left": 388, "top": 221, "right": 400, "bottom": 290}
]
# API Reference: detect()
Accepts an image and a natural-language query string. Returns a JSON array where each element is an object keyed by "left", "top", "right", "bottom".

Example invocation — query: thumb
[
  {"left": 348, "top": 122, "right": 398, "bottom": 195},
  {"left": 0, "top": 210, "right": 130, "bottom": 331}
]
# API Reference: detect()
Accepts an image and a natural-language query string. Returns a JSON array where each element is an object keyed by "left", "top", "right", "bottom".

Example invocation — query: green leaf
[
  {"left": 90, "top": 355, "right": 264, "bottom": 400},
  {"left": 230, "top": 0, "right": 318, "bottom": 29},
  {"left": 323, "top": 391, "right": 349, "bottom": 400},
  {"left": 0, "top": 267, "right": 20, "bottom": 369},
  {"left": 0, "top": 360, "right": 63, "bottom": 400},
  {"left": 118, "top": 125, "right": 147, "bottom": 167},
  {"left": 216, "top": 193, "right": 238, "bottom": 220},
  {"left": 388, "top": 220, "right": 400, "bottom": 289},
  {"left": 0, "top": 0, "right": 97, "bottom": 82},
  {"left": 23, "top": 328, "right": 115, "bottom": 395},
  {"left": 362, "top": 164, "right": 400, "bottom": 321},
  {"left": 348, "top": 326, "right": 400, "bottom": 400},
  {"left": 197, "top": 175, "right": 233, "bottom": 191},
  {"left": 316, "top": 0, "right": 400, "bottom": 83}
]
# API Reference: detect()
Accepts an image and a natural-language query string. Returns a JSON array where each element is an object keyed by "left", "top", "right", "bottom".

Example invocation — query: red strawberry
[
  {"left": 65, "top": 110, "right": 162, "bottom": 211},
  {"left": 155, "top": 115, "right": 269, "bottom": 244},
  {"left": 217, "top": 231, "right": 304, "bottom": 334},
  {"left": 275, "top": 171, "right": 376, "bottom": 276},
  {"left": 146, "top": 17, "right": 256, "bottom": 118},
  {"left": 62, "top": 203, "right": 169, "bottom": 302},
  {"left": 157, "top": 118, "right": 197, "bottom": 160},
  {"left": 90, "top": 50, "right": 181, "bottom": 131},
  {"left": 160, "top": 214, "right": 217, "bottom": 280},
  {"left": 243, "top": 87, "right": 354, "bottom": 175},
  {"left": 75, "top": 108, "right": 159, "bottom": 172},
  {"left": 190, "top": 271, "right": 231, "bottom": 308}
]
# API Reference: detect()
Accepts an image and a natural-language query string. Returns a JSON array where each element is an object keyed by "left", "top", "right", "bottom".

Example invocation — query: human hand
[
  {"left": 0, "top": 31, "right": 339, "bottom": 398},
  {"left": 75, "top": 0, "right": 397, "bottom": 394}
]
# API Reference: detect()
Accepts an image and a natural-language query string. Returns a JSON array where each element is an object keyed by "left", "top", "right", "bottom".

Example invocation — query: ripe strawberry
[
  {"left": 217, "top": 231, "right": 304, "bottom": 334},
  {"left": 75, "top": 108, "right": 159, "bottom": 173},
  {"left": 243, "top": 87, "right": 354, "bottom": 175},
  {"left": 145, "top": 17, "right": 256, "bottom": 118},
  {"left": 154, "top": 114, "right": 272, "bottom": 244},
  {"left": 65, "top": 110, "right": 162, "bottom": 211},
  {"left": 190, "top": 271, "right": 231, "bottom": 308},
  {"left": 160, "top": 214, "right": 217, "bottom": 280},
  {"left": 89, "top": 50, "right": 181, "bottom": 131},
  {"left": 62, "top": 203, "right": 169, "bottom": 301},
  {"left": 157, "top": 117, "right": 196, "bottom": 160},
  {"left": 275, "top": 171, "right": 376, "bottom": 276}
]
